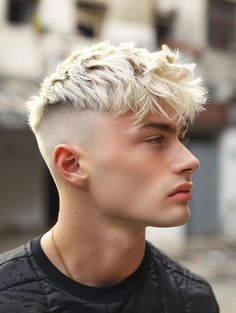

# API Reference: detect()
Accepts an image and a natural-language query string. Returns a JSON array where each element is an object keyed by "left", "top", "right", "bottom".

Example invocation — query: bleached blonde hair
[{"left": 27, "top": 41, "right": 207, "bottom": 135}]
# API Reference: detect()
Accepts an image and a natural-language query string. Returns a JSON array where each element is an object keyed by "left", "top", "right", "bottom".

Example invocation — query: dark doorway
[{"left": 47, "top": 174, "right": 59, "bottom": 228}]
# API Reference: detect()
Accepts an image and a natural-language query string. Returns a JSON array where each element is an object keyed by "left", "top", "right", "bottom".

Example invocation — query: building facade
[{"left": 0, "top": 0, "right": 235, "bottom": 252}]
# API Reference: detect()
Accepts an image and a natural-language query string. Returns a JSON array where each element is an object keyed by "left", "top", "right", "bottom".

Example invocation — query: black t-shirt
[
  {"left": 0, "top": 236, "right": 219, "bottom": 313},
  {"left": 32, "top": 236, "right": 150, "bottom": 304}
]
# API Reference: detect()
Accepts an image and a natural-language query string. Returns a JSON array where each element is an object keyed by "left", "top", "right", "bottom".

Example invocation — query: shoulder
[
  {"left": 0, "top": 240, "right": 44, "bottom": 289},
  {"left": 0, "top": 241, "right": 47, "bottom": 312},
  {"left": 147, "top": 242, "right": 219, "bottom": 313},
  {"left": 0, "top": 244, "right": 29, "bottom": 283},
  {"left": 0, "top": 243, "right": 28, "bottom": 265}
]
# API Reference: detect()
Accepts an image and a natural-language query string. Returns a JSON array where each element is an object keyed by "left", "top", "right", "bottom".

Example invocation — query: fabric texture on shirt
[{"left": 0, "top": 237, "right": 219, "bottom": 313}]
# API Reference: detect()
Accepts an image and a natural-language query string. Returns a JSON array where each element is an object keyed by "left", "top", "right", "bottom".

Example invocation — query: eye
[{"left": 145, "top": 136, "right": 164, "bottom": 144}]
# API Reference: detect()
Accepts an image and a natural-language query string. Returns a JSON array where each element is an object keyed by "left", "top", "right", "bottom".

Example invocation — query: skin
[{"left": 41, "top": 110, "right": 200, "bottom": 287}]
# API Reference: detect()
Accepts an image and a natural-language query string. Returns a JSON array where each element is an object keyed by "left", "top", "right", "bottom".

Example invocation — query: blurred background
[{"left": 0, "top": 0, "right": 235, "bottom": 311}]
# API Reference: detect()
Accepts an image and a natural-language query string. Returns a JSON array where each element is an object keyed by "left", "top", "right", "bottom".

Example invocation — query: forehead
[
  {"left": 124, "top": 110, "right": 187, "bottom": 131},
  {"left": 136, "top": 114, "right": 188, "bottom": 133},
  {"left": 95, "top": 111, "right": 188, "bottom": 136},
  {"left": 135, "top": 103, "right": 188, "bottom": 129}
]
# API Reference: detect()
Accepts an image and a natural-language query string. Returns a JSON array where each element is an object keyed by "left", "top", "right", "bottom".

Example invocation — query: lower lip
[{"left": 169, "top": 192, "right": 192, "bottom": 202}]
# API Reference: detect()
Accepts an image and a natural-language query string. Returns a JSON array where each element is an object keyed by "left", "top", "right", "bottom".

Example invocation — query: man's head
[{"left": 26, "top": 41, "right": 206, "bottom": 227}]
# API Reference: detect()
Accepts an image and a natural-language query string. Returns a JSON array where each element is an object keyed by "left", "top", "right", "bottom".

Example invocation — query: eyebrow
[{"left": 139, "top": 122, "right": 188, "bottom": 133}]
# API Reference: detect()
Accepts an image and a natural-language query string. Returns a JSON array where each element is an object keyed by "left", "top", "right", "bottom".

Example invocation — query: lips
[{"left": 168, "top": 183, "right": 193, "bottom": 202}]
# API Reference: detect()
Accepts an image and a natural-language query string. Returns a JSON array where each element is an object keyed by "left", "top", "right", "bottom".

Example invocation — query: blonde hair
[{"left": 27, "top": 41, "right": 207, "bottom": 134}]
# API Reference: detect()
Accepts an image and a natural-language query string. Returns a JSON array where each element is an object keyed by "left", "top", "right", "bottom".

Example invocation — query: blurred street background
[{"left": 0, "top": 0, "right": 235, "bottom": 312}]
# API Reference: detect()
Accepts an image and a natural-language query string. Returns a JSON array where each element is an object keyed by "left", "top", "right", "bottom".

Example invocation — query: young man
[{"left": 0, "top": 42, "right": 219, "bottom": 312}]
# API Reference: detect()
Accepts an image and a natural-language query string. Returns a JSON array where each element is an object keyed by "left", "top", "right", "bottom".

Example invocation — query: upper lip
[{"left": 168, "top": 183, "right": 193, "bottom": 197}]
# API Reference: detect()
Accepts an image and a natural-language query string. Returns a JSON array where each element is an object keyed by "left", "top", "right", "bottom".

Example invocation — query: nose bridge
[{"left": 173, "top": 143, "right": 200, "bottom": 174}]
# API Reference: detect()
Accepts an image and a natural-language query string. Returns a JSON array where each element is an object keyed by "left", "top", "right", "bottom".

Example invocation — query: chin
[
  {"left": 149, "top": 205, "right": 191, "bottom": 228},
  {"left": 170, "top": 205, "right": 191, "bottom": 226}
]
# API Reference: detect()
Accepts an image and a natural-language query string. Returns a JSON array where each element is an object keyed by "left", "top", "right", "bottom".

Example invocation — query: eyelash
[
  {"left": 146, "top": 137, "right": 164, "bottom": 144},
  {"left": 146, "top": 136, "right": 190, "bottom": 146}
]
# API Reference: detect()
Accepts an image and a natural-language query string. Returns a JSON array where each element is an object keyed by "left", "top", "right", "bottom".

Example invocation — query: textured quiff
[{"left": 26, "top": 41, "right": 207, "bottom": 134}]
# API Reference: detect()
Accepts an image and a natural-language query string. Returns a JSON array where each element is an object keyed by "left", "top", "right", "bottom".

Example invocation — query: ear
[{"left": 52, "top": 144, "right": 88, "bottom": 187}]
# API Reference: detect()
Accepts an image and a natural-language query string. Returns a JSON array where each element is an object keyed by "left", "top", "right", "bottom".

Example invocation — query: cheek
[
  {"left": 89, "top": 155, "right": 138, "bottom": 200},
  {"left": 88, "top": 151, "right": 167, "bottom": 212}
]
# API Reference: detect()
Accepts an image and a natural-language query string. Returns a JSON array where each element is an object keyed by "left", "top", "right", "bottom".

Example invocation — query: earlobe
[{"left": 52, "top": 144, "right": 88, "bottom": 186}]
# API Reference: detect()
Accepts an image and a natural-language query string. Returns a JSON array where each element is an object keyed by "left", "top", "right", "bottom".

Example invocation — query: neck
[{"left": 41, "top": 205, "right": 146, "bottom": 287}]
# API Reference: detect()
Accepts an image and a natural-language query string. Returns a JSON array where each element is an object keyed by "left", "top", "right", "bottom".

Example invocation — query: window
[
  {"left": 75, "top": 0, "right": 107, "bottom": 38},
  {"left": 208, "top": 0, "right": 236, "bottom": 50},
  {"left": 7, "top": 0, "right": 38, "bottom": 24},
  {"left": 155, "top": 12, "right": 175, "bottom": 46}
]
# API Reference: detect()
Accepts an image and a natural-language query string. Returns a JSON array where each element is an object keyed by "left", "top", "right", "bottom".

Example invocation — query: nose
[{"left": 171, "top": 144, "right": 200, "bottom": 175}]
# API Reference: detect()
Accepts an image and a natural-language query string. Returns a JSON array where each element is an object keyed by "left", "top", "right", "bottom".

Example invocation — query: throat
[
  {"left": 72, "top": 230, "right": 146, "bottom": 287},
  {"left": 42, "top": 225, "right": 146, "bottom": 287}
]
